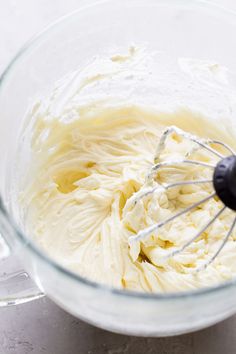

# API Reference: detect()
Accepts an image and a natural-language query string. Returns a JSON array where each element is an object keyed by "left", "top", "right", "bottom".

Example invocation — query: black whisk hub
[{"left": 213, "top": 155, "right": 236, "bottom": 211}]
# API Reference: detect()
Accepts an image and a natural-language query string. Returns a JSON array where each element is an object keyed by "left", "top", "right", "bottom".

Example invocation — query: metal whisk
[{"left": 129, "top": 126, "right": 236, "bottom": 271}]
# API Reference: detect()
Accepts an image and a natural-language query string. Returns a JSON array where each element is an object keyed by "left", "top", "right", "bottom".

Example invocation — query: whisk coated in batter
[{"left": 129, "top": 126, "right": 236, "bottom": 271}]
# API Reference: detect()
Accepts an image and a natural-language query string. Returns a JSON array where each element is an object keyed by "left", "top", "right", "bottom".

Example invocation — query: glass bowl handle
[{"left": 0, "top": 204, "right": 44, "bottom": 306}]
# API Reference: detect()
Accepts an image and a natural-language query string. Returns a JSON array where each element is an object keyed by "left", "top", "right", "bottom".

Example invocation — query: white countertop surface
[{"left": 1, "top": 1, "right": 236, "bottom": 353}]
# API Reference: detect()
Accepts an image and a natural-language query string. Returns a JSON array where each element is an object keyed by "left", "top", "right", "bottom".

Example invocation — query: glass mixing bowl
[{"left": 1, "top": 0, "right": 236, "bottom": 337}]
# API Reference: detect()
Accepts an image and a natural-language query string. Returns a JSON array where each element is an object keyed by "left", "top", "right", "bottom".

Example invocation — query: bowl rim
[{"left": 1, "top": 0, "right": 236, "bottom": 301}]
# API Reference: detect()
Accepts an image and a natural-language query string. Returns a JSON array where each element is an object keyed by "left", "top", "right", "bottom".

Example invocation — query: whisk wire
[
  {"left": 195, "top": 215, "right": 236, "bottom": 272},
  {"left": 149, "top": 160, "right": 215, "bottom": 181},
  {"left": 154, "top": 126, "right": 225, "bottom": 162},
  {"left": 133, "top": 179, "right": 213, "bottom": 205},
  {"left": 165, "top": 179, "right": 213, "bottom": 189},
  {"left": 209, "top": 139, "right": 236, "bottom": 156},
  {"left": 129, "top": 192, "right": 216, "bottom": 243},
  {"left": 163, "top": 206, "right": 226, "bottom": 259}
]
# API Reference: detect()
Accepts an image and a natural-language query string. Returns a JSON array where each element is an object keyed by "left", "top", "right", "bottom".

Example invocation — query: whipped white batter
[{"left": 21, "top": 101, "right": 236, "bottom": 292}]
